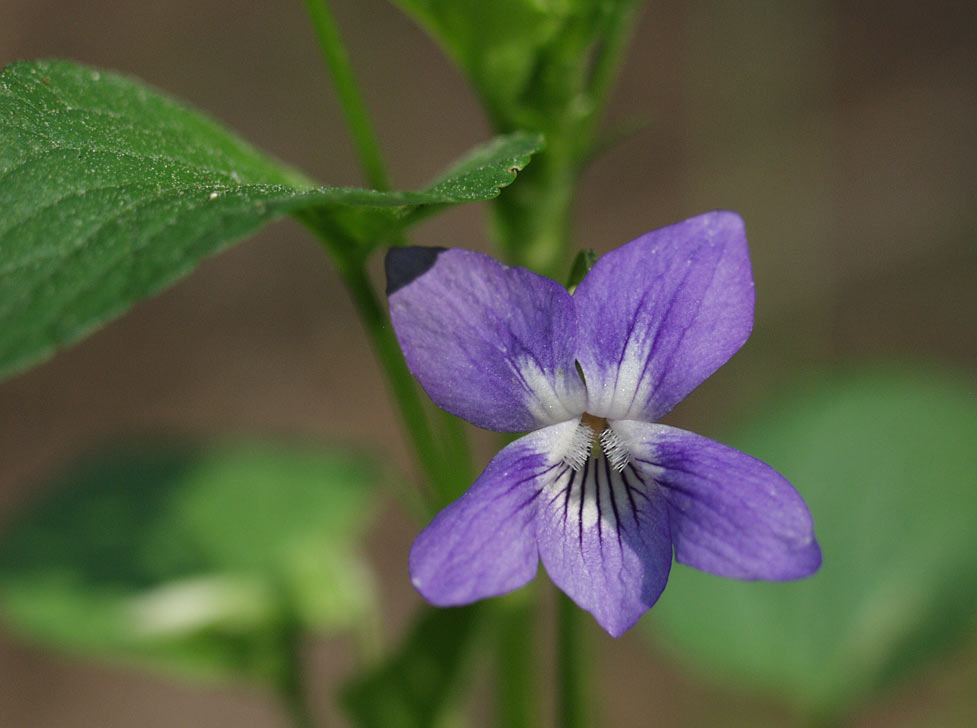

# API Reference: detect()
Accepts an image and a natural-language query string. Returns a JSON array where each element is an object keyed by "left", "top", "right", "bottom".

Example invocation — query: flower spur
[{"left": 385, "top": 211, "right": 821, "bottom": 637}]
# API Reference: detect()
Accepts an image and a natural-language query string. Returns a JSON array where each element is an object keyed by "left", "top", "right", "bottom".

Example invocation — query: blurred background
[{"left": 1, "top": 1, "right": 975, "bottom": 726}]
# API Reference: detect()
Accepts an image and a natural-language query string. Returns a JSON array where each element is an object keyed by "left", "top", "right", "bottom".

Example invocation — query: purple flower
[{"left": 385, "top": 211, "right": 821, "bottom": 637}]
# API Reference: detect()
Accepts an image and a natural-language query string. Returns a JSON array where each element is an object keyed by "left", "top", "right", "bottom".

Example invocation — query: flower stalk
[
  {"left": 303, "top": 0, "right": 390, "bottom": 192},
  {"left": 494, "top": 589, "right": 539, "bottom": 728},
  {"left": 300, "top": 0, "right": 471, "bottom": 506},
  {"left": 310, "top": 235, "right": 461, "bottom": 509},
  {"left": 557, "top": 590, "right": 590, "bottom": 728}
]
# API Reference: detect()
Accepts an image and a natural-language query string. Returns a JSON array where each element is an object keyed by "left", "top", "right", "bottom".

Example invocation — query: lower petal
[
  {"left": 615, "top": 421, "right": 821, "bottom": 580},
  {"left": 409, "top": 421, "right": 579, "bottom": 605},
  {"left": 536, "top": 456, "right": 672, "bottom": 637}
]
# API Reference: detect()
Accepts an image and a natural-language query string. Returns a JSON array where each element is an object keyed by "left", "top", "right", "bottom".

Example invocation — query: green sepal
[{"left": 565, "top": 248, "right": 598, "bottom": 291}]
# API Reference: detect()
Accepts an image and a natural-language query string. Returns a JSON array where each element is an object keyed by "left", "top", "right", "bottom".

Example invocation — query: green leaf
[
  {"left": 417, "top": 131, "right": 545, "bottom": 203},
  {"left": 0, "top": 59, "right": 543, "bottom": 380},
  {"left": 389, "top": 0, "right": 557, "bottom": 114},
  {"left": 342, "top": 604, "right": 483, "bottom": 728},
  {"left": 0, "top": 442, "right": 378, "bottom": 686},
  {"left": 390, "top": 0, "right": 630, "bottom": 126},
  {"left": 646, "top": 365, "right": 977, "bottom": 719}
]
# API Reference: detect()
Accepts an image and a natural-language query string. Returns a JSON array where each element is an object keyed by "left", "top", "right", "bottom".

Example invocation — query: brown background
[{"left": 1, "top": 1, "right": 976, "bottom": 726}]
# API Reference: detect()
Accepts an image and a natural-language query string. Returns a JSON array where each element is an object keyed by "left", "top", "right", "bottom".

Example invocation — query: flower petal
[
  {"left": 573, "top": 212, "right": 754, "bottom": 421},
  {"left": 614, "top": 421, "right": 821, "bottom": 580},
  {"left": 536, "top": 456, "right": 672, "bottom": 637},
  {"left": 409, "top": 421, "right": 580, "bottom": 605},
  {"left": 387, "top": 246, "right": 585, "bottom": 432}
]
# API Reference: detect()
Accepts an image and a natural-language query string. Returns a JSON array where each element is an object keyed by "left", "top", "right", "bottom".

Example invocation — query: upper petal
[
  {"left": 409, "top": 421, "right": 581, "bottom": 605},
  {"left": 614, "top": 420, "right": 821, "bottom": 580},
  {"left": 387, "top": 246, "right": 586, "bottom": 432},
  {"left": 536, "top": 456, "right": 673, "bottom": 637},
  {"left": 573, "top": 212, "right": 754, "bottom": 421}
]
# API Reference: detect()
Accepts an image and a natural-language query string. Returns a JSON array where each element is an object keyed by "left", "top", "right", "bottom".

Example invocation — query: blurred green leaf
[
  {"left": 0, "top": 59, "right": 542, "bottom": 380},
  {"left": 0, "top": 442, "right": 378, "bottom": 686},
  {"left": 390, "top": 0, "right": 639, "bottom": 128},
  {"left": 389, "top": 0, "right": 556, "bottom": 120},
  {"left": 647, "top": 366, "right": 977, "bottom": 719},
  {"left": 342, "top": 604, "right": 483, "bottom": 728}
]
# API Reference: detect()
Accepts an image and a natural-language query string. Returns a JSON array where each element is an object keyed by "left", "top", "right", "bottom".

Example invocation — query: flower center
[
  {"left": 580, "top": 412, "right": 606, "bottom": 432},
  {"left": 564, "top": 413, "right": 631, "bottom": 472}
]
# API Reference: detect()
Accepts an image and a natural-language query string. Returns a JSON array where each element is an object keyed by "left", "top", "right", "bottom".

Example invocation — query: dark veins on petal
[{"left": 548, "top": 457, "right": 653, "bottom": 554}]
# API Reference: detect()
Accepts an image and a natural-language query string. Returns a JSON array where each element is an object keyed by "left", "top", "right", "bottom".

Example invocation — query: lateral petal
[
  {"left": 573, "top": 212, "right": 754, "bottom": 422},
  {"left": 614, "top": 420, "right": 822, "bottom": 580},
  {"left": 387, "top": 246, "right": 585, "bottom": 432},
  {"left": 409, "top": 421, "right": 580, "bottom": 605},
  {"left": 536, "top": 456, "right": 672, "bottom": 637}
]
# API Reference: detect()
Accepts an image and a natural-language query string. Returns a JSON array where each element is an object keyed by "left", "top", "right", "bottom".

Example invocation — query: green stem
[
  {"left": 557, "top": 591, "right": 590, "bottom": 728},
  {"left": 274, "top": 604, "right": 318, "bottom": 728},
  {"left": 495, "top": 589, "right": 537, "bottom": 728},
  {"left": 491, "top": 142, "right": 577, "bottom": 277},
  {"left": 585, "top": 0, "right": 644, "bottom": 131},
  {"left": 302, "top": 0, "right": 472, "bottom": 502},
  {"left": 490, "top": 3, "right": 643, "bottom": 277},
  {"left": 434, "top": 409, "right": 473, "bottom": 504},
  {"left": 299, "top": 219, "right": 467, "bottom": 509},
  {"left": 279, "top": 644, "right": 317, "bottom": 728},
  {"left": 303, "top": 0, "right": 391, "bottom": 191},
  {"left": 330, "top": 250, "right": 457, "bottom": 506},
  {"left": 805, "top": 709, "right": 850, "bottom": 728}
]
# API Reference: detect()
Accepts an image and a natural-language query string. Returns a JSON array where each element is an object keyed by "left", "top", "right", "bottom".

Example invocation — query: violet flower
[{"left": 385, "top": 211, "right": 820, "bottom": 637}]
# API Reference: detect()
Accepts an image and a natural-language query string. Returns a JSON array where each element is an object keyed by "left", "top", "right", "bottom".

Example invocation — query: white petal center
[
  {"left": 516, "top": 356, "right": 587, "bottom": 426},
  {"left": 542, "top": 455, "right": 651, "bottom": 540},
  {"left": 562, "top": 415, "right": 632, "bottom": 472}
]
